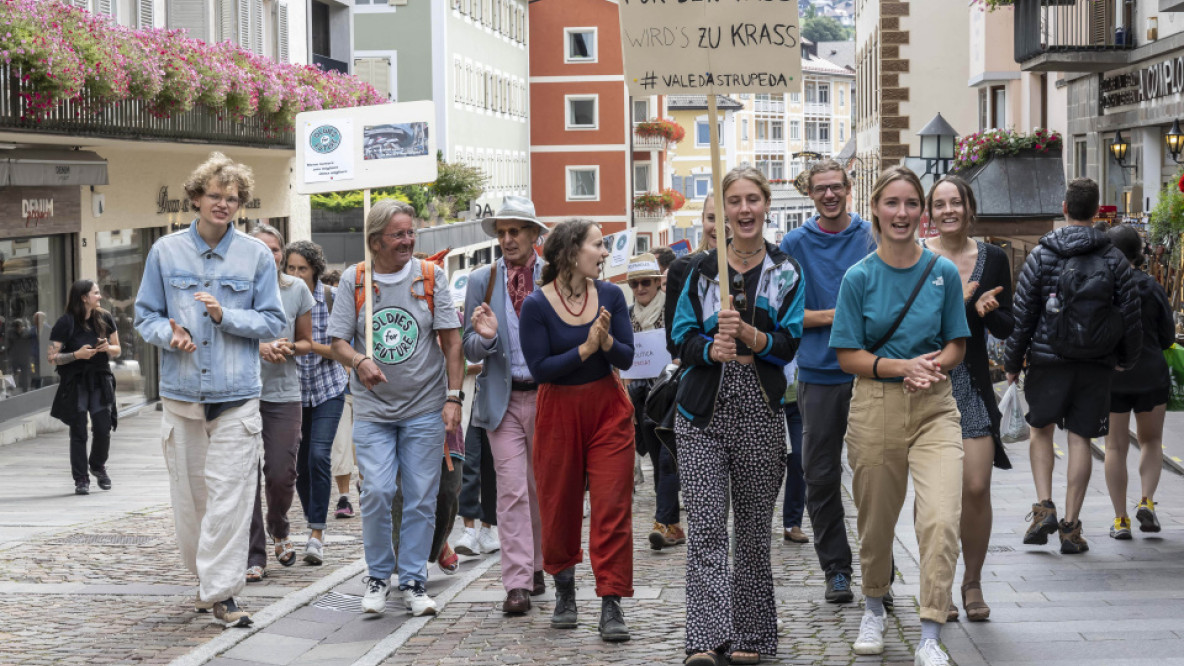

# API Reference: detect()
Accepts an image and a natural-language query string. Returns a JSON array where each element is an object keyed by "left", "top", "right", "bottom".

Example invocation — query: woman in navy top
[{"left": 518, "top": 219, "right": 635, "bottom": 642}]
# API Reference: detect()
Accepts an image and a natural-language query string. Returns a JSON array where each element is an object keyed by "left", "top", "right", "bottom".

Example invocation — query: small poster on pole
[
  {"left": 608, "top": 229, "right": 635, "bottom": 268},
  {"left": 304, "top": 118, "right": 355, "bottom": 184}
]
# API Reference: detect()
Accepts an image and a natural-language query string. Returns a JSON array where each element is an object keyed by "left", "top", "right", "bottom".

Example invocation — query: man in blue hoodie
[{"left": 780, "top": 160, "right": 876, "bottom": 603}]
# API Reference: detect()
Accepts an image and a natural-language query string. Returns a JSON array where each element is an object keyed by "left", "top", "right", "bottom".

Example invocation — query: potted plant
[
  {"left": 634, "top": 119, "right": 686, "bottom": 144},
  {"left": 634, "top": 188, "right": 687, "bottom": 215},
  {"left": 953, "top": 127, "right": 1063, "bottom": 171}
]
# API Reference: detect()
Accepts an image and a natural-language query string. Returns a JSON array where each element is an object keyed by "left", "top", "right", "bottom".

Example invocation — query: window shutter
[
  {"left": 95, "top": 0, "right": 113, "bottom": 15},
  {"left": 137, "top": 0, "right": 154, "bottom": 28},
  {"left": 277, "top": 1, "right": 289, "bottom": 62},
  {"left": 71, "top": 0, "right": 90, "bottom": 9},
  {"left": 251, "top": 0, "right": 263, "bottom": 54},
  {"left": 237, "top": 0, "right": 250, "bottom": 46},
  {"left": 355, "top": 57, "right": 392, "bottom": 99},
  {"left": 167, "top": 0, "right": 208, "bottom": 40},
  {"left": 218, "top": 0, "right": 236, "bottom": 42}
]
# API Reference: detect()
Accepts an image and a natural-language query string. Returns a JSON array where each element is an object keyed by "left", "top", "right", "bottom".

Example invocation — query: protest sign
[
  {"left": 620, "top": 329, "right": 673, "bottom": 380},
  {"left": 669, "top": 239, "right": 692, "bottom": 257},
  {"left": 608, "top": 229, "right": 635, "bottom": 268}
]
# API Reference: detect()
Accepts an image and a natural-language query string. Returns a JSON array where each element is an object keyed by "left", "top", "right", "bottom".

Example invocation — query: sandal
[
  {"left": 961, "top": 581, "right": 990, "bottom": 622},
  {"left": 683, "top": 651, "right": 725, "bottom": 666},
  {"left": 245, "top": 565, "right": 266, "bottom": 582},
  {"left": 730, "top": 651, "right": 761, "bottom": 664},
  {"left": 274, "top": 538, "right": 297, "bottom": 567},
  {"left": 947, "top": 603, "right": 959, "bottom": 622}
]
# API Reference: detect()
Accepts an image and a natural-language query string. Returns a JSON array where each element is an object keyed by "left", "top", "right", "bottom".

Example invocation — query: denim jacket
[{"left": 134, "top": 223, "right": 285, "bottom": 403}]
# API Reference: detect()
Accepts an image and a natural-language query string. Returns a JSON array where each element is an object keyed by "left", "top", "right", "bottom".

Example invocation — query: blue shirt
[
  {"left": 780, "top": 213, "right": 877, "bottom": 385},
  {"left": 519, "top": 282, "right": 634, "bottom": 385},
  {"left": 134, "top": 223, "right": 286, "bottom": 403},
  {"left": 829, "top": 248, "right": 970, "bottom": 381}
]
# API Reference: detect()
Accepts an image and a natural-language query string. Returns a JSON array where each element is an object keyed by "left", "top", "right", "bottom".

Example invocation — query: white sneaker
[
  {"left": 914, "top": 638, "right": 950, "bottom": 666},
  {"left": 303, "top": 537, "right": 324, "bottom": 565},
  {"left": 477, "top": 526, "right": 501, "bottom": 554},
  {"left": 400, "top": 581, "right": 438, "bottom": 616},
  {"left": 361, "top": 576, "right": 390, "bottom": 614},
  {"left": 454, "top": 528, "right": 480, "bottom": 556},
  {"left": 853, "top": 611, "right": 886, "bottom": 655}
]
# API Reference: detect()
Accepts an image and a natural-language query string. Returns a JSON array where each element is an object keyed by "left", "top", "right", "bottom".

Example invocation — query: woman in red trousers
[{"left": 519, "top": 219, "right": 636, "bottom": 643}]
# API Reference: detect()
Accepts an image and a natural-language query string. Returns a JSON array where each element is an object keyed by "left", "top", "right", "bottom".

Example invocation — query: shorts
[
  {"left": 1110, "top": 386, "right": 1169, "bottom": 415},
  {"left": 1024, "top": 363, "right": 1113, "bottom": 438}
]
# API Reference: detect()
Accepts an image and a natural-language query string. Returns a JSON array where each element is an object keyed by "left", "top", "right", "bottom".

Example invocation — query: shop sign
[
  {"left": 155, "top": 186, "right": 261, "bottom": 214},
  {"left": 0, "top": 186, "right": 80, "bottom": 239},
  {"left": 1101, "top": 55, "right": 1184, "bottom": 111}
]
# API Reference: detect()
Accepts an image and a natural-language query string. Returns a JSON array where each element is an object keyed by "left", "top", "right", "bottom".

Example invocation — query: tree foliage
[{"left": 802, "top": 15, "right": 852, "bottom": 43}]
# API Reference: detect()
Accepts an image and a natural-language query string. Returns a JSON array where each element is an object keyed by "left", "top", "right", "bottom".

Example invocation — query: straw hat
[
  {"left": 626, "top": 253, "right": 662, "bottom": 280},
  {"left": 480, "top": 195, "right": 549, "bottom": 238}
]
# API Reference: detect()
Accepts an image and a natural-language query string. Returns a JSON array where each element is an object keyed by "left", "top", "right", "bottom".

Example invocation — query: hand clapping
[{"left": 902, "top": 350, "right": 945, "bottom": 392}]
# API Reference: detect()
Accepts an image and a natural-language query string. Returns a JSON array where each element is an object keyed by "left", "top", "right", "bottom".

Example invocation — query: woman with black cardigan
[{"left": 923, "top": 175, "right": 1014, "bottom": 623}]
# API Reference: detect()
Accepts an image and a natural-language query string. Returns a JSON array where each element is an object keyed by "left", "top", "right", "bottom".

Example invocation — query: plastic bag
[
  {"left": 1165, "top": 344, "right": 1184, "bottom": 412},
  {"left": 999, "top": 383, "right": 1030, "bottom": 443}
]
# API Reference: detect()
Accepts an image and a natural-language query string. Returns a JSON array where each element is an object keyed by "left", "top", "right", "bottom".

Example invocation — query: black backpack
[{"left": 1054, "top": 251, "right": 1123, "bottom": 359}]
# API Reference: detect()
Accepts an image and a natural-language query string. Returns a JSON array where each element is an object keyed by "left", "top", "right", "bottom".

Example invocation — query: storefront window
[
  {"left": 0, "top": 235, "right": 70, "bottom": 402},
  {"left": 97, "top": 228, "right": 159, "bottom": 410}
]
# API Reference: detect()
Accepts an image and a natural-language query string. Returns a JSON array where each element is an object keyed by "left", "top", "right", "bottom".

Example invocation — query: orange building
[{"left": 528, "top": 0, "right": 671, "bottom": 247}]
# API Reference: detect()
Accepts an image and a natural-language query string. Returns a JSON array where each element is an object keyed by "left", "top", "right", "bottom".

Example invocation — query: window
[
  {"left": 354, "top": 56, "right": 393, "bottom": 100},
  {"left": 694, "top": 177, "right": 710, "bottom": 199},
  {"left": 0, "top": 232, "right": 71, "bottom": 403},
  {"left": 633, "top": 99, "right": 648, "bottom": 122},
  {"left": 695, "top": 121, "right": 722, "bottom": 146},
  {"left": 565, "top": 27, "right": 596, "bottom": 63},
  {"left": 839, "top": 88, "right": 845, "bottom": 107},
  {"left": 790, "top": 120, "right": 800, "bottom": 140},
  {"left": 566, "top": 95, "right": 597, "bottom": 129},
  {"left": 772, "top": 121, "right": 783, "bottom": 141},
  {"left": 790, "top": 92, "right": 800, "bottom": 103},
  {"left": 742, "top": 119, "right": 749, "bottom": 141},
  {"left": 635, "top": 234, "right": 651, "bottom": 253},
  {"left": 634, "top": 163, "right": 651, "bottom": 194},
  {"left": 818, "top": 83, "right": 830, "bottom": 105},
  {"left": 757, "top": 121, "right": 767, "bottom": 141},
  {"left": 991, "top": 85, "right": 1006, "bottom": 130},
  {"left": 978, "top": 88, "right": 989, "bottom": 131},
  {"left": 1074, "top": 138, "right": 1088, "bottom": 178},
  {"left": 839, "top": 124, "right": 845, "bottom": 142},
  {"left": 567, "top": 166, "right": 599, "bottom": 200}
]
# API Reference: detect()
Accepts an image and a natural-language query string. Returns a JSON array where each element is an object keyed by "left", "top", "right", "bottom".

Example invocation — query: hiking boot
[
  {"left": 194, "top": 594, "right": 214, "bottom": 613},
  {"left": 825, "top": 572, "right": 854, "bottom": 603},
  {"left": 664, "top": 523, "right": 687, "bottom": 546},
  {"left": 74, "top": 481, "right": 89, "bottom": 495},
  {"left": 90, "top": 466, "right": 112, "bottom": 490},
  {"left": 361, "top": 576, "right": 390, "bottom": 613},
  {"left": 1058, "top": 519, "right": 1089, "bottom": 554},
  {"left": 648, "top": 522, "right": 668, "bottom": 550},
  {"left": 1024, "top": 500, "right": 1058, "bottom": 545},
  {"left": 400, "top": 581, "right": 438, "bottom": 616},
  {"left": 853, "top": 611, "right": 885, "bottom": 655},
  {"left": 1136, "top": 498, "right": 1161, "bottom": 533},
  {"left": 551, "top": 577, "right": 577, "bottom": 629},
  {"left": 598, "top": 596, "right": 630, "bottom": 642},
  {"left": 531, "top": 570, "right": 545, "bottom": 596},
  {"left": 212, "top": 597, "right": 252, "bottom": 628},
  {"left": 334, "top": 495, "right": 354, "bottom": 519},
  {"left": 1110, "top": 516, "right": 1132, "bottom": 540}
]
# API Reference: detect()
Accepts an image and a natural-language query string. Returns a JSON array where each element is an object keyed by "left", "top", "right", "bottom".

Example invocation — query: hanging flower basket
[
  {"left": 634, "top": 188, "right": 687, "bottom": 215},
  {"left": 634, "top": 119, "right": 686, "bottom": 144},
  {"left": 954, "top": 127, "right": 1063, "bottom": 171}
]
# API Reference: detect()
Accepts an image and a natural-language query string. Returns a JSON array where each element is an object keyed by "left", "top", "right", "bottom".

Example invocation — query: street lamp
[
  {"left": 1110, "top": 130, "right": 1136, "bottom": 171},
  {"left": 1166, "top": 120, "right": 1184, "bottom": 164},
  {"left": 916, "top": 112, "right": 959, "bottom": 178}
]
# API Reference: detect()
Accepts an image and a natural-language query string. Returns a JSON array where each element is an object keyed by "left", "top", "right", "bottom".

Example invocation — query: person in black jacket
[
  {"left": 48, "top": 280, "right": 121, "bottom": 495},
  {"left": 1003, "top": 178, "right": 1141, "bottom": 555},
  {"left": 1103, "top": 224, "right": 1174, "bottom": 539},
  {"left": 922, "top": 175, "right": 1014, "bottom": 622}
]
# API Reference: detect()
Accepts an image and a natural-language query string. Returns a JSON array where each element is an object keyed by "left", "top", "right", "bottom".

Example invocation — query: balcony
[
  {"left": 633, "top": 130, "right": 669, "bottom": 151},
  {"left": 313, "top": 54, "right": 350, "bottom": 75},
  {"left": 753, "top": 99, "right": 786, "bottom": 113},
  {"left": 805, "top": 102, "right": 832, "bottom": 116},
  {"left": 755, "top": 139, "right": 784, "bottom": 153},
  {"left": 806, "top": 140, "right": 832, "bottom": 155},
  {"left": 0, "top": 65, "right": 294, "bottom": 149},
  {"left": 1014, "top": 0, "right": 1135, "bottom": 72}
]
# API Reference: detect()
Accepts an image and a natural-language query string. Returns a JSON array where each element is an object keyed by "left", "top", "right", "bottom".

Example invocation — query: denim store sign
[
  {"left": 1101, "top": 54, "right": 1184, "bottom": 111},
  {"left": 0, "top": 186, "right": 80, "bottom": 239}
]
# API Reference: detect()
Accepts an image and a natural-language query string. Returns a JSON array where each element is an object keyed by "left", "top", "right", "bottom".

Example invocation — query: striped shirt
[{"left": 297, "top": 281, "right": 348, "bottom": 407}]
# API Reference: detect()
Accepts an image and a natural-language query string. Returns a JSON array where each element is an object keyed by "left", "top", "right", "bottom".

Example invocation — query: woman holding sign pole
[{"left": 670, "top": 166, "right": 805, "bottom": 665}]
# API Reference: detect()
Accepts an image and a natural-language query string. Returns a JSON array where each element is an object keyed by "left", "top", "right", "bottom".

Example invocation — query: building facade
[{"left": 667, "top": 95, "right": 743, "bottom": 239}]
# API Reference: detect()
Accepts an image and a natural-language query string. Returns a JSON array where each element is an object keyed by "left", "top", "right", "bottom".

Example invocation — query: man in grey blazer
[{"left": 463, "top": 196, "right": 548, "bottom": 615}]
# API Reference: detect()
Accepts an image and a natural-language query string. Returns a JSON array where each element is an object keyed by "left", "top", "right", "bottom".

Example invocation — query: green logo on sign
[
  {"left": 616, "top": 234, "right": 628, "bottom": 250},
  {"left": 372, "top": 307, "right": 419, "bottom": 365},
  {"left": 310, "top": 125, "right": 342, "bottom": 154}
]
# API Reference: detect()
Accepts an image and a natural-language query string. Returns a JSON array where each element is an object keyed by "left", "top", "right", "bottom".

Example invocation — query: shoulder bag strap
[
  {"left": 484, "top": 263, "right": 497, "bottom": 305},
  {"left": 867, "top": 252, "right": 941, "bottom": 354}
]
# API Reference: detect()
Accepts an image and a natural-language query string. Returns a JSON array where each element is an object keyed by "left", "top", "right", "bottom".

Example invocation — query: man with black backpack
[{"left": 1004, "top": 178, "right": 1141, "bottom": 555}]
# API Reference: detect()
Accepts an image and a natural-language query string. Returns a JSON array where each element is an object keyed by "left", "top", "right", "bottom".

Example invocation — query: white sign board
[
  {"left": 608, "top": 229, "right": 634, "bottom": 268},
  {"left": 449, "top": 268, "right": 472, "bottom": 309},
  {"left": 618, "top": 0, "right": 802, "bottom": 96},
  {"left": 294, "top": 101, "right": 438, "bottom": 195},
  {"left": 620, "top": 329, "right": 673, "bottom": 380}
]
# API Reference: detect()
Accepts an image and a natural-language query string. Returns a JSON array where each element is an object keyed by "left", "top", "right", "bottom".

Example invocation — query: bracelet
[
  {"left": 445, "top": 396, "right": 463, "bottom": 406},
  {"left": 872, "top": 356, "right": 882, "bottom": 380},
  {"left": 352, "top": 353, "right": 368, "bottom": 369},
  {"left": 750, "top": 327, "right": 759, "bottom": 350}
]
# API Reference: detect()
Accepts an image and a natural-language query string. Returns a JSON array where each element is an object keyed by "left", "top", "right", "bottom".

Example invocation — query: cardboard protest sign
[
  {"left": 618, "top": 0, "right": 802, "bottom": 96},
  {"left": 620, "top": 329, "right": 673, "bottom": 380}
]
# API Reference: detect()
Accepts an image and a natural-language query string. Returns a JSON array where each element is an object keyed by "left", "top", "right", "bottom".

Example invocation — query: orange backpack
[{"left": 353, "top": 259, "right": 436, "bottom": 317}]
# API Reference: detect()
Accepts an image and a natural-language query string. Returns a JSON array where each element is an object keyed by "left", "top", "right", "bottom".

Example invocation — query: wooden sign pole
[
  {"left": 363, "top": 188, "right": 374, "bottom": 360},
  {"left": 707, "top": 93, "right": 729, "bottom": 308}
]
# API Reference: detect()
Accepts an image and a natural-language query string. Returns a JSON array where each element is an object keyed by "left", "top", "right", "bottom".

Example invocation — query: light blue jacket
[{"left": 134, "top": 223, "right": 285, "bottom": 403}]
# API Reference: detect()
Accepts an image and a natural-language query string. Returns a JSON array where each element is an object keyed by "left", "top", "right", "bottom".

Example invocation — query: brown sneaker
[
  {"left": 1023, "top": 500, "right": 1058, "bottom": 545},
  {"left": 784, "top": 526, "right": 810, "bottom": 544},
  {"left": 648, "top": 522, "right": 668, "bottom": 550},
  {"left": 1058, "top": 519, "right": 1089, "bottom": 554},
  {"left": 212, "top": 597, "right": 253, "bottom": 628},
  {"left": 664, "top": 523, "right": 687, "bottom": 546}
]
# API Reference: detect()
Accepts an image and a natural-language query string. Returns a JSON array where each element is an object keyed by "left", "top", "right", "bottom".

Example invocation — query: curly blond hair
[{"left": 183, "top": 152, "right": 255, "bottom": 204}]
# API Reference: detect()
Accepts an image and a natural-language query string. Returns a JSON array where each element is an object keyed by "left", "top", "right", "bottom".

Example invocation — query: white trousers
[{"left": 161, "top": 397, "right": 262, "bottom": 603}]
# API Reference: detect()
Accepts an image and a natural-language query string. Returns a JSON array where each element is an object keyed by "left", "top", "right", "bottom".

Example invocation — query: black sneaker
[
  {"left": 1024, "top": 500, "right": 1058, "bottom": 545},
  {"left": 75, "top": 481, "right": 89, "bottom": 495},
  {"left": 90, "top": 466, "right": 112, "bottom": 490},
  {"left": 212, "top": 597, "right": 253, "bottom": 628},
  {"left": 825, "top": 573, "right": 854, "bottom": 603}
]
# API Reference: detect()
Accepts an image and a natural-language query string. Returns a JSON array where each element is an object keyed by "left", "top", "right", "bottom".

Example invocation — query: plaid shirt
[{"left": 297, "top": 281, "right": 348, "bottom": 407}]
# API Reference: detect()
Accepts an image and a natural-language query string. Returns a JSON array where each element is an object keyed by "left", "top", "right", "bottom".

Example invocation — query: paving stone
[
  {"left": 261, "top": 617, "right": 341, "bottom": 641},
  {"left": 223, "top": 633, "right": 318, "bottom": 665}
]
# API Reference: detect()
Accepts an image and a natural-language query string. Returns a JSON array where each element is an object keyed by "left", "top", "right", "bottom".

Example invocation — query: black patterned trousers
[{"left": 676, "top": 362, "right": 787, "bottom": 656}]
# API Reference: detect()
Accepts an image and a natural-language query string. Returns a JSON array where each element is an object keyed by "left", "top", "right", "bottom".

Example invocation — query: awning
[{"left": 1, "top": 149, "right": 108, "bottom": 187}]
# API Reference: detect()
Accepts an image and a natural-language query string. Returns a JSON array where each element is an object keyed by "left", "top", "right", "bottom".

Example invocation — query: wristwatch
[{"left": 447, "top": 389, "right": 465, "bottom": 401}]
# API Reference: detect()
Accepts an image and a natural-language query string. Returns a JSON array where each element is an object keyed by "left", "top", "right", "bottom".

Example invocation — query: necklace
[
  {"left": 730, "top": 243, "right": 765, "bottom": 266},
  {"left": 559, "top": 285, "right": 589, "bottom": 317}
]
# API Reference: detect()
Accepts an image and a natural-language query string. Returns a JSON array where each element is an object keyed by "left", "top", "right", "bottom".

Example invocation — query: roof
[
  {"left": 666, "top": 95, "right": 745, "bottom": 111},
  {"left": 815, "top": 41, "right": 855, "bottom": 70},
  {"left": 836, "top": 137, "right": 857, "bottom": 161},
  {"left": 803, "top": 54, "right": 854, "bottom": 77}
]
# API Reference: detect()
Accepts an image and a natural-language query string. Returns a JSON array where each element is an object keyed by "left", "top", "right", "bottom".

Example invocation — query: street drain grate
[
  {"left": 987, "top": 544, "right": 1014, "bottom": 553},
  {"left": 52, "top": 535, "right": 156, "bottom": 546},
  {"left": 313, "top": 591, "right": 365, "bottom": 613}
]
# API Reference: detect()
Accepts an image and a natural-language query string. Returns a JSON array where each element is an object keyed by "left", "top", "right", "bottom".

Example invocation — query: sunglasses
[
  {"left": 629, "top": 278, "right": 656, "bottom": 289},
  {"left": 495, "top": 226, "right": 530, "bottom": 240},
  {"left": 731, "top": 272, "right": 748, "bottom": 312}
]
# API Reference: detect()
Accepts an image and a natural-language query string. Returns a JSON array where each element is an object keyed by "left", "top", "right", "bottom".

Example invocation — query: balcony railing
[
  {"left": 0, "top": 65, "right": 294, "bottom": 148},
  {"left": 753, "top": 99, "right": 786, "bottom": 113},
  {"left": 755, "top": 139, "right": 784, "bottom": 153},
  {"left": 805, "top": 102, "right": 832, "bottom": 116},
  {"left": 1014, "top": 0, "right": 1135, "bottom": 71},
  {"left": 633, "top": 130, "right": 669, "bottom": 151},
  {"left": 634, "top": 209, "right": 669, "bottom": 222},
  {"left": 806, "top": 140, "right": 832, "bottom": 155},
  {"left": 313, "top": 54, "right": 350, "bottom": 75}
]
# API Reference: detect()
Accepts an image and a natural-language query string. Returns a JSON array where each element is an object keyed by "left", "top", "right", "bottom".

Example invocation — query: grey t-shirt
[
  {"left": 260, "top": 275, "right": 315, "bottom": 403},
  {"left": 326, "top": 261, "right": 460, "bottom": 422}
]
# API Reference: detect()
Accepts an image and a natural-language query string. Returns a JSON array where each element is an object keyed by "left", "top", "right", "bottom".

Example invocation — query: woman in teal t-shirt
[{"left": 829, "top": 166, "right": 970, "bottom": 666}]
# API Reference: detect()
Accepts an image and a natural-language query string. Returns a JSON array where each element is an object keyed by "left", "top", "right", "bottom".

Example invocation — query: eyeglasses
[
  {"left": 810, "top": 183, "right": 846, "bottom": 197},
  {"left": 383, "top": 230, "right": 416, "bottom": 241},
  {"left": 496, "top": 226, "right": 529, "bottom": 240},
  {"left": 731, "top": 272, "right": 748, "bottom": 312},
  {"left": 204, "top": 193, "right": 242, "bottom": 207},
  {"left": 628, "top": 278, "right": 656, "bottom": 289}
]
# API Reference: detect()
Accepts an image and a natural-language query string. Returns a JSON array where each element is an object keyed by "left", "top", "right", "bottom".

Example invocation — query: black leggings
[{"left": 69, "top": 408, "right": 111, "bottom": 483}]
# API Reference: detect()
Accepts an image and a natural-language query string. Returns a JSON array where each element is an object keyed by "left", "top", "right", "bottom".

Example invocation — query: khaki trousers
[{"left": 846, "top": 378, "right": 963, "bottom": 624}]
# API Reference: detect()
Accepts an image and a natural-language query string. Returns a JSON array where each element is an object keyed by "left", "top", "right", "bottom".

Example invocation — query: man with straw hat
[{"left": 463, "top": 196, "right": 549, "bottom": 615}]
